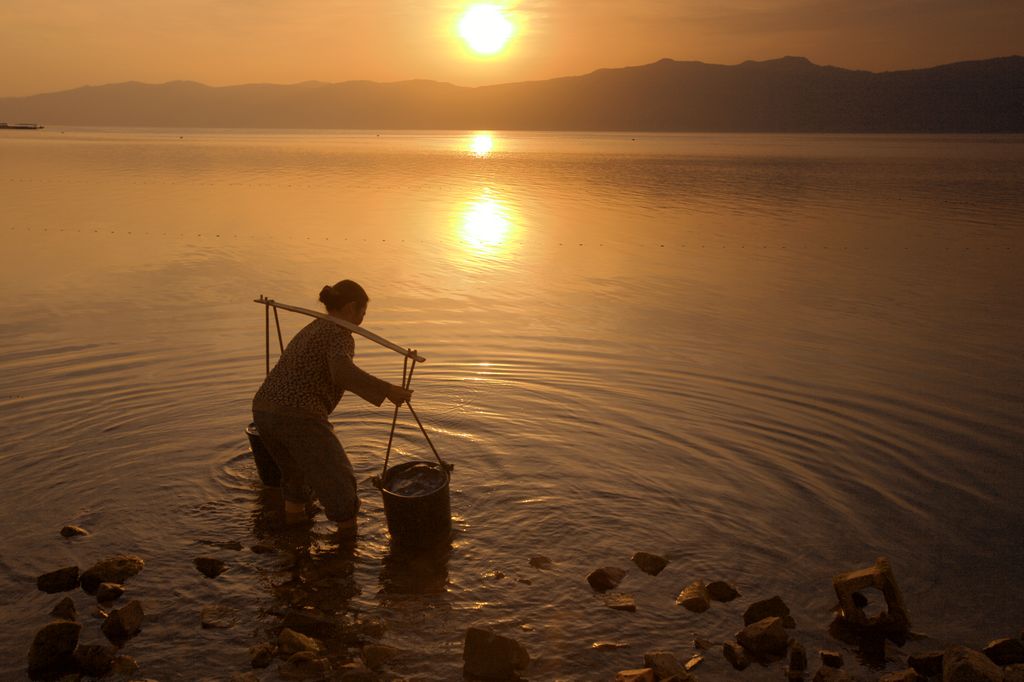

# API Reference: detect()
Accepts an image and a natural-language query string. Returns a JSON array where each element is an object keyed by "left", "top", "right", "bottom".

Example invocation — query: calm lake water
[{"left": 1, "top": 129, "right": 1022, "bottom": 680}]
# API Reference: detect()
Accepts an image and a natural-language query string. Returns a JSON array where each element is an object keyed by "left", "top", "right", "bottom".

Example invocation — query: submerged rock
[
  {"left": 250, "top": 542, "right": 277, "bottom": 554},
  {"left": 707, "top": 580, "right": 740, "bottom": 602},
  {"left": 200, "top": 605, "right": 237, "bottom": 629},
  {"left": 643, "top": 651, "right": 691, "bottom": 680},
  {"left": 279, "top": 651, "right": 330, "bottom": 680},
  {"left": 907, "top": 651, "right": 943, "bottom": 677},
  {"left": 361, "top": 644, "right": 401, "bottom": 671},
  {"left": 615, "top": 669, "right": 655, "bottom": 682},
  {"left": 27, "top": 621, "right": 81, "bottom": 679},
  {"left": 528, "top": 555, "right": 553, "bottom": 570},
  {"left": 110, "top": 654, "right": 139, "bottom": 676},
  {"left": 743, "top": 595, "right": 791, "bottom": 625},
  {"left": 604, "top": 593, "right": 637, "bottom": 612},
  {"left": 101, "top": 600, "right": 144, "bottom": 643},
  {"left": 281, "top": 609, "right": 339, "bottom": 639},
  {"left": 675, "top": 580, "right": 711, "bottom": 613},
  {"left": 819, "top": 649, "right": 844, "bottom": 668},
  {"left": 587, "top": 566, "right": 626, "bottom": 592},
  {"left": 813, "top": 666, "right": 852, "bottom": 681},
  {"left": 194, "top": 557, "right": 228, "bottom": 578},
  {"left": 984, "top": 636, "right": 1024, "bottom": 666},
  {"left": 943, "top": 645, "right": 1002, "bottom": 682},
  {"left": 278, "top": 628, "right": 322, "bottom": 655},
  {"left": 736, "top": 616, "right": 789, "bottom": 658},
  {"left": 723, "top": 641, "right": 751, "bottom": 671},
  {"left": 50, "top": 596, "right": 77, "bottom": 621},
  {"left": 250, "top": 642, "right": 276, "bottom": 668},
  {"left": 60, "top": 525, "right": 89, "bottom": 538},
  {"left": 80, "top": 555, "right": 144, "bottom": 594},
  {"left": 37, "top": 566, "right": 80, "bottom": 593},
  {"left": 631, "top": 552, "right": 669, "bottom": 576},
  {"left": 95, "top": 582, "right": 125, "bottom": 603},
  {"left": 463, "top": 627, "right": 530, "bottom": 680},
  {"left": 74, "top": 643, "right": 116, "bottom": 677},
  {"left": 878, "top": 669, "right": 925, "bottom": 682},
  {"left": 789, "top": 641, "right": 808, "bottom": 671}
]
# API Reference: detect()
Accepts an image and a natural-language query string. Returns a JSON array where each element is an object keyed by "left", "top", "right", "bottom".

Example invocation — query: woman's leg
[
  {"left": 293, "top": 419, "right": 360, "bottom": 533},
  {"left": 253, "top": 410, "right": 311, "bottom": 525}
]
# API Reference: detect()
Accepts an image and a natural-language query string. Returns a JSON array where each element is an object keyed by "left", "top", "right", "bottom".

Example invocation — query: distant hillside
[{"left": 2, "top": 56, "right": 1022, "bottom": 132}]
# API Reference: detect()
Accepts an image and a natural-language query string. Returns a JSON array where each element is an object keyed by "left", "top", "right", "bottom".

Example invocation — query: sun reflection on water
[
  {"left": 456, "top": 190, "right": 518, "bottom": 260},
  {"left": 468, "top": 132, "right": 495, "bottom": 157}
]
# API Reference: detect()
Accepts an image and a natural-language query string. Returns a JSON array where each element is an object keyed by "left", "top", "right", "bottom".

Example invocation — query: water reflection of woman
[{"left": 251, "top": 280, "right": 412, "bottom": 540}]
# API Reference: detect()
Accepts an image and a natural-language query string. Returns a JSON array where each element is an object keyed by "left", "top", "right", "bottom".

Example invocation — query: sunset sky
[{"left": 2, "top": 0, "right": 1022, "bottom": 97}]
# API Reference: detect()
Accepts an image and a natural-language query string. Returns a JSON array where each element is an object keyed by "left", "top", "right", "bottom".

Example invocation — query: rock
[
  {"left": 706, "top": 580, "right": 740, "bottom": 602},
  {"left": 194, "top": 557, "right": 228, "bottom": 578},
  {"left": 693, "top": 637, "right": 714, "bottom": 650},
  {"left": 685, "top": 654, "right": 704, "bottom": 671},
  {"left": 831, "top": 557, "right": 910, "bottom": 632},
  {"left": 587, "top": 566, "right": 626, "bottom": 591},
  {"left": 110, "top": 655, "right": 139, "bottom": 675},
  {"left": 878, "top": 669, "right": 924, "bottom": 682},
  {"left": 736, "top": 616, "right": 789, "bottom": 658},
  {"left": 95, "top": 582, "right": 125, "bottom": 602},
  {"left": 943, "top": 645, "right": 1003, "bottom": 682},
  {"left": 355, "top": 616, "right": 386, "bottom": 640},
  {"left": 1005, "top": 664, "right": 1024, "bottom": 682},
  {"left": 27, "top": 621, "right": 81, "bottom": 679},
  {"left": 813, "top": 666, "right": 851, "bottom": 681},
  {"left": 279, "top": 651, "right": 330, "bottom": 680},
  {"left": 742, "top": 595, "right": 791, "bottom": 625},
  {"left": 593, "top": 641, "right": 629, "bottom": 650},
  {"left": 675, "top": 580, "right": 711, "bottom": 613},
  {"left": 250, "top": 642, "right": 276, "bottom": 668},
  {"left": 785, "top": 666, "right": 805, "bottom": 681},
  {"left": 907, "top": 650, "right": 943, "bottom": 677},
  {"left": 463, "top": 627, "right": 530, "bottom": 680},
  {"left": 74, "top": 644, "right": 116, "bottom": 677},
  {"left": 789, "top": 641, "right": 808, "bottom": 671},
  {"left": 80, "top": 555, "right": 144, "bottom": 594},
  {"left": 723, "top": 640, "right": 751, "bottom": 671},
  {"left": 279, "top": 628, "right": 322, "bottom": 655},
  {"left": 529, "top": 555, "right": 553, "bottom": 570},
  {"left": 250, "top": 542, "right": 277, "bottom": 554},
  {"left": 615, "top": 670, "right": 655, "bottom": 682},
  {"left": 604, "top": 593, "right": 637, "bottom": 612},
  {"left": 643, "top": 651, "right": 689, "bottom": 679},
  {"left": 984, "top": 637, "right": 1024, "bottom": 666},
  {"left": 51, "top": 596, "right": 77, "bottom": 621},
  {"left": 819, "top": 649, "right": 843, "bottom": 668},
  {"left": 362, "top": 644, "right": 401, "bottom": 670},
  {"left": 37, "top": 566, "right": 80, "bottom": 593},
  {"left": 101, "top": 600, "right": 144, "bottom": 643},
  {"left": 631, "top": 552, "right": 669, "bottom": 576},
  {"left": 200, "top": 605, "right": 237, "bottom": 629},
  {"left": 783, "top": 614, "right": 798, "bottom": 629},
  {"left": 60, "top": 525, "right": 89, "bottom": 537},
  {"left": 282, "top": 609, "right": 339, "bottom": 639},
  {"left": 338, "top": 661, "right": 376, "bottom": 680}
]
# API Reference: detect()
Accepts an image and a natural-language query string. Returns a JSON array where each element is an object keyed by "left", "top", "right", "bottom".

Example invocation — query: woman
[{"left": 252, "top": 280, "right": 412, "bottom": 536}]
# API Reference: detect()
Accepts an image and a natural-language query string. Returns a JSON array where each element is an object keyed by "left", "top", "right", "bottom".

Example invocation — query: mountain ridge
[{"left": 2, "top": 56, "right": 1022, "bottom": 132}]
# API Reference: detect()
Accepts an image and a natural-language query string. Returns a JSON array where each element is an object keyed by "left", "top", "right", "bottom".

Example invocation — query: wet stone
[
  {"left": 279, "top": 651, "right": 330, "bottom": 680},
  {"left": 593, "top": 641, "right": 629, "bottom": 651},
  {"left": 60, "top": 525, "right": 89, "bottom": 538},
  {"left": 80, "top": 555, "right": 144, "bottom": 594},
  {"left": 693, "top": 637, "right": 715, "bottom": 650},
  {"left": 789, "top": 641, "right": 808, "bottom": 671},
  {"left": 706, "top": 580, "right": 740, "bottom": 602},
  {"left": 37, "top": 566, "right": 80, "bottom": 593},
  {"left": 250, "top": 642, "right": 276, "bottom": 668},
  {"left": 604, "top": 593, "right": 637, "bottom": 612},
  {"left": 984, "top": 637, "right": 1024, "bottom": 666},
  {"left": 879, "top": 669, "right": 925, "bottom": 682},
  {"left": 51, "top": 596, "right": 77, "bottom": 621},
  {"left": 362, "top": 644, "right": 401, "bottom": 670},
  {"left": 528, "top": 555, "right": 553, "bottom": 570},
  {"left": 643, "top": 651, "right": 690, "bottom": 680},
  {"left": 74, "top": 644, "right": 116, "bottom": 677},
  {"left": 194, "top": 556, "right": 228, "bottom": 578},
  {"left": 1005, "top": 665, "right": 1024, "bottom": 682},
  {"left": 200, "top": 605, "right": 237, "bottom": 629},
  {"left": 819, "top": 649, "right": 844, "bottom": 668},
  {"left": 685, "top": 654, "right": 704, "bottom": 671},
  {"left": 250, "top": 542, "right": 277, "bottom": 554},
  {"left": 110, "top": 655, "right": 139, "bottom": 676},
  {"left": 27, "top": 621, "right": 81, "bottom": 679},
  {"left": 615, "top": 669, "right": 655, "bottom": 682},
  {"left": 338, "top": 661, "right": 376, "bottom": 681},
  {"left": 282, "top": 609, "right": 339, "bottom": 639},
  {"left": 95, "top": 582, "right": 125, "bottom": 603},
  {"left": 101, "top": 600, "right": 144, "bottom": 643},
  {"left": 743, "top": 595, "right": 791, "bottom": 625},
  {"left": 631, "top": 551, "right": 669, "bottom": 576},
  {"left": 463, "top": 627, "right": 530, "bottom": 680},
  {"left": 736, "top": 616, "right": 789, "bottom": 659},
  {"left": 676, "top": 580, "right": 711, "bottom": 613},
  {"left": 813, "top": 666, "right": 852, "bottom": 681},
  {"left": 907, "top": 651, "right": 943, "bottom": 677},
  {"left": 723, "top": 641, "right": 750, "bottom": 671},
  {"left": 944, "top": 645, "right": 1003, "bottom": 682},
  {"left": 587, "top": 566, "right": 626, "bottom": 591},
  {"left": 278, "top": 628, "right": 322, "bottom": 655}
]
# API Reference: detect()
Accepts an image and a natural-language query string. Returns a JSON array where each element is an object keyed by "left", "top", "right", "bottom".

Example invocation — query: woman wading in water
[{"left": 252, "top": 280, "right": 412, "bottom": 538}]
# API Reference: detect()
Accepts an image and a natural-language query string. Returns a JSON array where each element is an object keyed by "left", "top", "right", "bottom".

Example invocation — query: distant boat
[{"left": 0, "top": 122, "right": 45, "bottom": 130}]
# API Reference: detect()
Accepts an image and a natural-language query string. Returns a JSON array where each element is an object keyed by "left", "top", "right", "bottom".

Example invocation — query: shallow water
[{"left": 1, "top": 129, "right": 1022, "bottom": 680}]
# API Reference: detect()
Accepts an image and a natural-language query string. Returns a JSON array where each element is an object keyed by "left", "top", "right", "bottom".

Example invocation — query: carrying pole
[{"left": 254, "top": 296, "right": 425, "bottom": 363}]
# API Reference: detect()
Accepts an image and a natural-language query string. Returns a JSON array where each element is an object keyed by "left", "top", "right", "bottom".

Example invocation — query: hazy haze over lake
[{"left": 1, "top": 129, "right": 1022, "bottom": 679}]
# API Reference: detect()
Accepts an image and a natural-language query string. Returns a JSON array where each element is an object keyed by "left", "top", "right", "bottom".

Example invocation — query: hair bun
[{"left": 318, "top": 285, "right": 334, "bottom": 305}]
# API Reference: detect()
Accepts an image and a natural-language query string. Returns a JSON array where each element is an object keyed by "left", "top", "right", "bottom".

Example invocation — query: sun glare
[
  {"left": 458, "top": 4, "right": 514, "bottom": 56},
  {"left": 469, "top": 132, "right": 494, "bottom": 156}
]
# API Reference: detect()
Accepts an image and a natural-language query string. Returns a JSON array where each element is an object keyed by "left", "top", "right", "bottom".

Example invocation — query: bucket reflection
[{"left": 378, "top": 541, "right": 452, "bottom": 600}]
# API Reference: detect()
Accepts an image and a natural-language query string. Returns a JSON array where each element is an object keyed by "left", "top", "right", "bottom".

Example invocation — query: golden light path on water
[{"left": 455, "top": 188, "right": 517, "bottom": 258}]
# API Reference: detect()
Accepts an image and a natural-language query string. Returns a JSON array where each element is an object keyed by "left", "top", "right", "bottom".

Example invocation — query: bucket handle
[{"left": 376, "top": 350, "right": 452, "bottom": 489}]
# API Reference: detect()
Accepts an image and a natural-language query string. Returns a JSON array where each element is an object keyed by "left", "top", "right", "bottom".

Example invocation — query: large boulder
[
  {"left": 463, "top": 627, "right": 530, "bottom": 680},
  {"left": 80, "top": 555, "right": 144, "bottom": 594},
  {"left": 101, "top": 600, "right": 144, "bottom": 643},
  {"left": 943, "top": 645, "right": 1003, "bottom": 682},
  {"left": 743, "top": 595, "right": 791, "bottom": 625},
  {"left": 587, "top": 566, "right": 626, "bottom": 591},
  {"left": 27, "top": 621, "right": 81, "bottom": 679},
  {"left": 37, "top": 566, "right": 80, "bottom": 593},
  {"left": 984, "top": 637, "right": 1024, "bottom": 666},
  {"left": 736, "top": 616, "right": 789, "bottom": 658},
  {"left": 631, "top": 552, "right": 669, "bottom": 576},
  {"left": 676, "top": 580, "right": 711, "bottom": 613}
]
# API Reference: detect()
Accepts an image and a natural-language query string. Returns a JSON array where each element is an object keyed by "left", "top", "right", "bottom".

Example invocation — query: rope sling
[{"left": 256, "top": 296, "right": 451, "bottom": 486}]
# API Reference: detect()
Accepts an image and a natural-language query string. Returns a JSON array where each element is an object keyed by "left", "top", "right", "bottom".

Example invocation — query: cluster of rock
[{"left": 28, "top": 537, "right": 146, "bottom": 680}]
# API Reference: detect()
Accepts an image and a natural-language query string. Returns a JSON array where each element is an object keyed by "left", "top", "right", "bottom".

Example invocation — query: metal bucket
[
  {"left": 245, "top": 422, "right": 282, "bottom": 487},
  {"left": 378, "top": 460, "right": 452, "bottom": 547}
]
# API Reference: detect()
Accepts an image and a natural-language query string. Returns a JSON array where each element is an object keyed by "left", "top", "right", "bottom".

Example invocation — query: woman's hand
[{"left": 387, "top": 384, "right": 413, "bottom": 406}]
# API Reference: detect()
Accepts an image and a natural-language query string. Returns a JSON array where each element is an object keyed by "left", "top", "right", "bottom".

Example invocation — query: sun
[{"left": 458, "top": 4, "right": 514, "bottom": 56}]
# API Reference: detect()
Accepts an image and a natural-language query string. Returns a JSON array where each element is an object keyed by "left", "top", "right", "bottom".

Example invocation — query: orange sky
[{"left": 2, "top": 0, "right": 1021, "bottom": 97}]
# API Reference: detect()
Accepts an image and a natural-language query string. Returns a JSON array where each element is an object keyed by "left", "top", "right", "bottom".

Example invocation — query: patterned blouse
[{"left": 252, "top": 318, "right": 390, "bottom": 421}]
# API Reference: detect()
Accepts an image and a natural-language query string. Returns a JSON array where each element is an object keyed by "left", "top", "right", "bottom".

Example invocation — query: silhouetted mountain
[{"left": 2, "top": 56, "right": 1022, "bottom": 132}]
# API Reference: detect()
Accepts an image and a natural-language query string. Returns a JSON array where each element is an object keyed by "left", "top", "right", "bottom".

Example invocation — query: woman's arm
[{"left": 329, "top": 354, "right": 412, "bottom": 406}]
